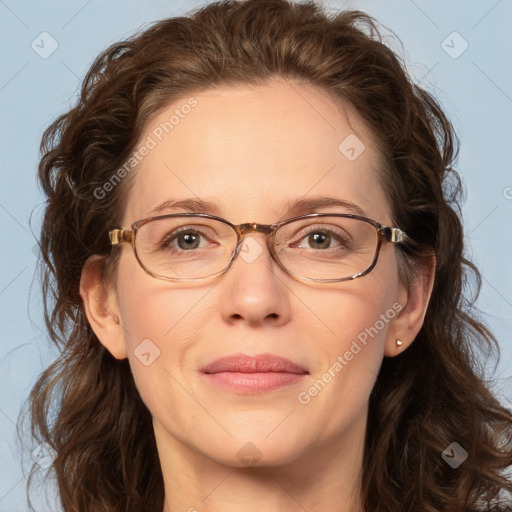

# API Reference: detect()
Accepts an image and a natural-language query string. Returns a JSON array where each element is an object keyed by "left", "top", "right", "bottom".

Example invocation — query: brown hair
[{"left": 22, "top": 0, "right": 512, "bottom": 510}]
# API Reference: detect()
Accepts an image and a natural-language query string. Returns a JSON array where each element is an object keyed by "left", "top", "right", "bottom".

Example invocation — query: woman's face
[{"left": 92, "top": 80, "right": 415, "bottom": 470}]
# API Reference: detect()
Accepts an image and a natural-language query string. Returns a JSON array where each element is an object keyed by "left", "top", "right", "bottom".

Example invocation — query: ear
[
  {"left": 79, "top": 254, "right": 128, "bottom": 360},
  {"left": 384, "top": 254, "right": 436, "bottom": 357}
]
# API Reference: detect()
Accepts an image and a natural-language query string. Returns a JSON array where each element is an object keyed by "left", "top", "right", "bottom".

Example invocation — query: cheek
[
  {"left": 298, "top": 270, "right": 399, "bottom": 420},
  {"left": 116, "top": 252, "right": 212, "bottom": 348},
  {"left": 115, "top": 272, "right": 213, "bottom": 420},
  {"left": 313, "top": 261, "right": 399, "bottom": 348}
]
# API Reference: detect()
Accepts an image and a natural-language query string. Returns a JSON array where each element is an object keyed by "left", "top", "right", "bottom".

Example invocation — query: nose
[{"left": 218, "top": 231, "right": 291, "bottom": 327}]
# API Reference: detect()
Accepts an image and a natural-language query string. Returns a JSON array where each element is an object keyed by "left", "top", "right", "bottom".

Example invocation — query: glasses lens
[
  {"left": 135, "top": 216, "right": 236, "bottom": 280},
  {"left": 275, "top": 216, "right": 379, "bottom": 280}
]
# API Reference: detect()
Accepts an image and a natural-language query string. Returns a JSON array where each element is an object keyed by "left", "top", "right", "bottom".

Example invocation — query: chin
[{"left": 200, "top": 435, "right": 307, "bottom": 468}]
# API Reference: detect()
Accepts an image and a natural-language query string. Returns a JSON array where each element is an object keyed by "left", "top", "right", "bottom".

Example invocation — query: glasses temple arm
[{"left": 109, "top": 229, "right": 133, "bottom": 245}]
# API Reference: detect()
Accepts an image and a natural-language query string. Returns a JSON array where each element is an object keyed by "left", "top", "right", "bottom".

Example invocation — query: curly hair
[{"left": 22, "top": 0, "right": 512, "bottom": 511}]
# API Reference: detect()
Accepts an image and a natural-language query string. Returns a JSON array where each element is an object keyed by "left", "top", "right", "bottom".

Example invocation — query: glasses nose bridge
[
  {"left": 234, "top": 222, "right": 275, "bottom": 239},
  {"left": 232, "top": 222, "right": 278, "bottom": 259}
]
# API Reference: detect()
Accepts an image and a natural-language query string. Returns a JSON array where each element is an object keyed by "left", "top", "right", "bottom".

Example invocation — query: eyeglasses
[{"left": 109, "top": 213, "right": 408, "bottom": 283}]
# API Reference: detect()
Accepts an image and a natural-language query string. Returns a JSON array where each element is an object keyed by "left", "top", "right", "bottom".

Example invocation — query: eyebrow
[{"left": 146, "top": 196, "right": 366, "bottom": 219}]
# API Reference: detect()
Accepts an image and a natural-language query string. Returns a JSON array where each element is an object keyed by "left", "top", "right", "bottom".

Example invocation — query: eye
[
  {"left": 290, "top": 225, "right": 352, "bottom": 251},
  {"left": 160, "top": 227, "right": 218, "bottom": 252}
]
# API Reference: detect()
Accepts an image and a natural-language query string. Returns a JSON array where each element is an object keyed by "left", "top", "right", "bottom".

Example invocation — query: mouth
[{"left": 200, "top": 353, "right": 309, "bottom": 393}]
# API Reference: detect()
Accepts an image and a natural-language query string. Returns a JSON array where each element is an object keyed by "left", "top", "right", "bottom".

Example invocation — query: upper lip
[{"left": 201, "top": 353, "right": 309, "bottom": 374}]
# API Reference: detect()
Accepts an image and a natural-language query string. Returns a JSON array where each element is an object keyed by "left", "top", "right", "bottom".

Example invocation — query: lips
[
  {"left": 200, "top": 353, "right": 309, "bottom": 393},
  {"left": 200, "top": 353, "right": 309, "bottom": 375}
]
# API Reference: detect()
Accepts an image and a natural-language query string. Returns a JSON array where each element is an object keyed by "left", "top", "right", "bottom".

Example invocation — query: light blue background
[{"left": 1, "top": 0, "right": 511, "bottom": 510}]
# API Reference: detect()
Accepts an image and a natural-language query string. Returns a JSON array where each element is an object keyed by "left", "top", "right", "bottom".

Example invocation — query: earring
[{"left": 396, "top": 339, "right": 403, "bottom": 347}]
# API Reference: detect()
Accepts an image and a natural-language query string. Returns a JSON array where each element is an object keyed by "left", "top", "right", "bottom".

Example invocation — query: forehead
[{"left": 122, "top": 80, "right": 390, "bottom": 226}]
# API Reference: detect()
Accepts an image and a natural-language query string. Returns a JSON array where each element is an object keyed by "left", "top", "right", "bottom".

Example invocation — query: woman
[{"left": 26, "top": 0, "right": 512, "bottom": 510}]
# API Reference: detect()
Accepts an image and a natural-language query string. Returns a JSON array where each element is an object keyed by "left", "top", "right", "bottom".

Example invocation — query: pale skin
[{"left": 80, "top": 79, "right": 435, "bottom": 512}]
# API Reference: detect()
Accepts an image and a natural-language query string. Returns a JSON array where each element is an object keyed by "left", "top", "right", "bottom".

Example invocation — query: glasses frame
[{"left": 109, "top": 212, "right": 408, "bottom": 284}]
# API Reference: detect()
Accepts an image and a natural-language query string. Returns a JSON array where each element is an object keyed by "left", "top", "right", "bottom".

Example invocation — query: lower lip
[{"left": 203, "top": 371, "right": 307, "bottom": 393}]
